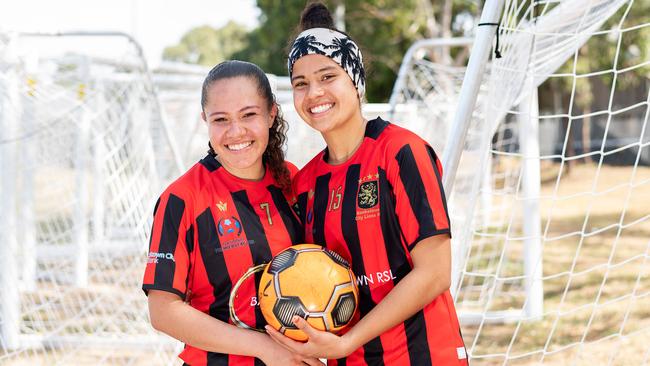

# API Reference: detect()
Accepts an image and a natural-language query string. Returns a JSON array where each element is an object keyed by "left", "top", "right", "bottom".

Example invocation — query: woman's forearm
[
  {"left": 342, "top": 235, "right": 451, "bottom": 352},
  {"left": 148, "top": 290, "right": 273, "bottom": 358}
]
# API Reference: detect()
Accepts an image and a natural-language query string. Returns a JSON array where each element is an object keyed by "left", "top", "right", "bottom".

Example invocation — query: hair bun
[{"left": 300, "top": 2, "right": 335, "bottom": 30}]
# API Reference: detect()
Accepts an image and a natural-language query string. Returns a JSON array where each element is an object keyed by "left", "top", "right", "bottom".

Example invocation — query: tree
[
  {"left": 162, "top": 21, "right": 249, "bottom": 66},
  {"left": 537, "top": 0, "right": 650, "bottom": 171},
  {"left": 234, "top": 0, "right": 477, "bottom": 102},
  {"left": 232, "top": 0, "right": 305, "bottom": 78}
]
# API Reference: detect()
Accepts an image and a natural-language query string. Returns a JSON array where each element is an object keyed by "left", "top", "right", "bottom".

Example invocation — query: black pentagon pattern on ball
[
  {"left": 332, "top": 292, "right": 356, "bottom": 327},
  {"left": 268, "top": 248, "right": 298, "bottom": 274},
  {"left": 324, "top": 248, "right": 350, "bottom": 268},
  {"left": 273, "top": 296, "right": 308, "bottom": 329}
]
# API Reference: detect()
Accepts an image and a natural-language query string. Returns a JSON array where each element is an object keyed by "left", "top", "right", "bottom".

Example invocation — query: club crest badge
[
  {"left": 217, "top": 216, "right": 242, "bottom": 237},
  {"left": 358, "top": 181, "right": 378, "bottom": 209}
]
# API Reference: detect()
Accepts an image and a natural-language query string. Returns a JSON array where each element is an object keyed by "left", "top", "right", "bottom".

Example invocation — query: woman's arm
[
  {"left": 148, "top": 290, "right": 323, "bottom": 365},
  {"left": 266, "top": 234, "right": 451, "bottom": 359}
]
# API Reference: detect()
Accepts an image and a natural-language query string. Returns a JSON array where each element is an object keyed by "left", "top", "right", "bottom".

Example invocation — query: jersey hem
[
  {"left": 408, "top": 228, "right": 452, "bottom": 251},
  {"left": 142, "top": 284, "right": 186, "bottom": 301}
]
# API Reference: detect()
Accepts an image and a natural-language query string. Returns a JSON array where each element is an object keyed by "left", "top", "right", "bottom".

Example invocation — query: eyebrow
[
  {"left": 207, "top": 105, "right": 261, "bottom": 118},
  {"left": 291, "top": 66, "right": 338, "bottom": 82}
]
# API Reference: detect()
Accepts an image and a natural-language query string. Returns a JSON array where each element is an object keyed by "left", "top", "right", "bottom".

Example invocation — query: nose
[
  {"left": 307, "top": 83, "right": 325, "bottom": 99},
  {"left": 226, "top": 119, "right": 246, "bottom": 138}
]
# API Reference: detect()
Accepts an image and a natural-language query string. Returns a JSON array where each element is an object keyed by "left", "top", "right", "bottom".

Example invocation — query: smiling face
[
  {"left": 291, "top": 54, "right": 362, "bottom": 136},
  {"left": 201, "top": 76, "right": 276, "bottom": 180}
]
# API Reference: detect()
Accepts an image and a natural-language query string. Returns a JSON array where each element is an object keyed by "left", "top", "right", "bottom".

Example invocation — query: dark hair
[
  {"left": 287, "top": 1, "right": 368, "bottom": 87},
  {"left": 201, "top": 60, "right": 291, "bottom": 192},
  {"left": 300, "top": 1, "right": 335, "bottom": 30},
  {"left": 285, "top": 1, "right": 337, "bottom": 52}
]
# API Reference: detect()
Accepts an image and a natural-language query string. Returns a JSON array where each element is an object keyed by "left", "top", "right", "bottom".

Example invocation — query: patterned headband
[{"left": 288, "top": 28, "right": 365, "bottom": 100}]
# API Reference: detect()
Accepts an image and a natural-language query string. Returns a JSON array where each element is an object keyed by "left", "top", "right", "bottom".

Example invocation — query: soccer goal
[
  {"left": 390, "top": 0, "right": 649, "bottom": 364},
  {"left": 0, "top": 32, "right": 182, "bottom": 364}
]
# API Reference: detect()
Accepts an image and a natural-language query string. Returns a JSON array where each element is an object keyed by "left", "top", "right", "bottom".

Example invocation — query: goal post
[
  {"left": 0, "top": 31, "right": 182, "bottom": 363},
  {"left": 0, "top": 34, "right": 21, "bottom": 351},
  {"left": 389, "top": 0, "right": 649, "bottom": 363}
]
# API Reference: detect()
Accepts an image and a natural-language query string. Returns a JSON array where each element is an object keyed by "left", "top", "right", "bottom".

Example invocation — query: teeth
[
  {"left": 310, "top": 103, "right": 333, "bottom": 114},
  {"left": 227, "top": 141, "right": 252, "bottom": 151}
]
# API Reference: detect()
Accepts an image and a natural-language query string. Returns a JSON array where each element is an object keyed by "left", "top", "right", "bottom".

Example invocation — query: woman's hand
[
  {"left": 265, "top": 316, "right": 355, "bottom": 360},
  {"left": 267, "top": 235, "right": 453, "bottom": 361},
  {"left": 148, "top": 290, "right": 323, "bottom": 363},
  {"left": 261, "top": 334, "right": 324, "bottom": 366}
]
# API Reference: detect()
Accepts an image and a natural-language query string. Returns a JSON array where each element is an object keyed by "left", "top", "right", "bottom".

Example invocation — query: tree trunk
[
  {"left": 553, "top": 79, "right": 573, "bottom": 176},
  {"left": 582, "top": 106, "right": 591, "bottom": 164},
  {"left": 333, "top": 1, "right": 346, "bottom": 31},
  {"left": 440, "top": 0, "right": 453, "bottom": 65},
  {"left": 420, "top": 0, "right": 438, "bottom": 38}
]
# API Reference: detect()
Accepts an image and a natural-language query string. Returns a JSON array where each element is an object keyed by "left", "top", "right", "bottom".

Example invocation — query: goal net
[
  {"left": 390, "top": 0, "right": 649, "bottom": 364},
  {"left": 0, "top": 32, "right": 180, "bottom": 364}
]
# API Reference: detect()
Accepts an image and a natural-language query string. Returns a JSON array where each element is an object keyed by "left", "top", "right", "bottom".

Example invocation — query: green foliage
[
  {"left": 541, "top": 0, "right": 650, "bottom": 111},
  {"left": 234, "top": 0, "right": 477, "bottom": 102},
  {"left": 164, "top": 1, "right": 479, "bottom": 102},
  {"left": 232, "top": 0, "right": 310, "bottom": 80},
  {"left": 162, "top": 21, "right": 249, "bottom": 66},
  {"left": 342, "top": 0, "right": 426, "bottom": 102}
]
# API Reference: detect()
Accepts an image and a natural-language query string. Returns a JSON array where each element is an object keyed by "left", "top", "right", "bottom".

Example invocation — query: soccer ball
[{"left": 259, "top": 244, "right": 359, "bottom": 341}]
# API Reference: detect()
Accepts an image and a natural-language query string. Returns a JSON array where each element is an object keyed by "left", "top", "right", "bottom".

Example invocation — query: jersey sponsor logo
[
  {"left": 354, "top": 269, "right": 397, "bottom": 287},
  {"left": 147, "top": 251, "right": 175, "bottom": 264},
  {"left": 216, "top": 237, "right": 254, "bottom": 252},
  {"left": 217, "top": 216, "right": 242, "bottom": 237}
]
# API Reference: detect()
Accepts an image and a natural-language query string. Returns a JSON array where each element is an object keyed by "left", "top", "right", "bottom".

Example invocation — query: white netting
[
  {"left": 391, "top": 0, "right": 649, "bottom": 364},
  {"left": 0, "top": 33, "right": 179, "bottom": 364},
  {"left": 2, "top": 0, "right": 649, "bottom": 364}
]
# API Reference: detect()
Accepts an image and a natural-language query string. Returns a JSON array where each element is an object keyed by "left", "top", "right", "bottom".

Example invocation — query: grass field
[{"left": 462, "top": 162, "right": 650, "bottom": 365}]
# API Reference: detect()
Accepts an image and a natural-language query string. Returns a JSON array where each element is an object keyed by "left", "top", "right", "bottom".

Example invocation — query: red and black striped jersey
[
  {"left": 142, "top": 154, "right": 302, "bottom": 366},
  {"left": 293, "top": 118, "right": 468, "bottom": 366}
]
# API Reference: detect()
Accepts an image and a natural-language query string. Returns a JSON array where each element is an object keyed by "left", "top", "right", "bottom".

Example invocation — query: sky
[{"left": 0, "top": 0, "right": 260, "bottom": 67}]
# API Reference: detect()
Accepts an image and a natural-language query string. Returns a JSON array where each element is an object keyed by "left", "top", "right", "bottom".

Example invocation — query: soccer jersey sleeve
[
  {"left": 142, "top": 190, "right": 192, "bottom": 300},
  {"left": 387, "top": 137, "right": 451, "bottom": 251}
]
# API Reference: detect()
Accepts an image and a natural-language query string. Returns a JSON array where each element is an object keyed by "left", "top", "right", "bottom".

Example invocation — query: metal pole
[
  {"left": 20, "top": 67, "right": 37, "bottom": 291},
  {"left": 441, "top": 0, "right": 506, "bottom": 194},
  {"left": 0, "top": 34, "right": 22, "bottom": 350},
  {"left": 92, "top": 81, "right": 106, "bottom": 255},
  {"left": 519, "top": 86, "right": 544, "bottom": 319},
  {"left": 73, "top": 57, "right": 90, "bottom": 288}
]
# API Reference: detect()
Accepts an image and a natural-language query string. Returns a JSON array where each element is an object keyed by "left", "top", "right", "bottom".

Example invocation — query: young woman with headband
[{"left": 266, "top": 3, "right": 468, "bottom": 365}]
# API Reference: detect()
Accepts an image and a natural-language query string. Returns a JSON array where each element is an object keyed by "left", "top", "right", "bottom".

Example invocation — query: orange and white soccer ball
[{"left": 259, "top": 244, "right": 359, "bottom": 341}]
